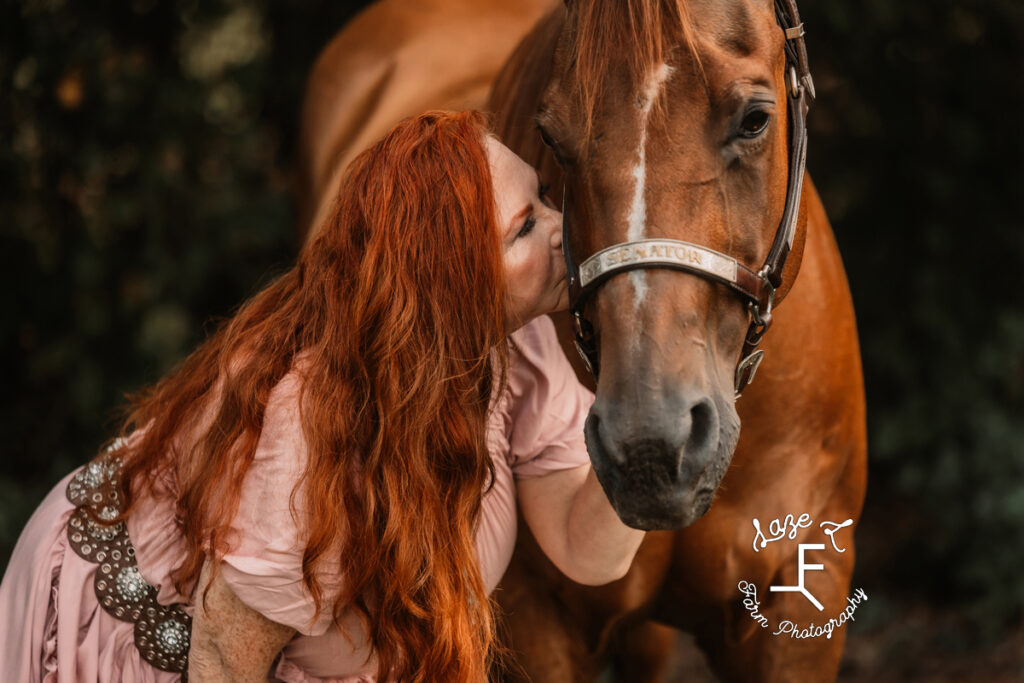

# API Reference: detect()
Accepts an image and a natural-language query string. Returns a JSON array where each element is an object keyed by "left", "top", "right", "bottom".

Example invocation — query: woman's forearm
[
  {"left": 518, "top": 464, "right": 646, "bottom": 585},
  {"left": 189, "top": 560, "right": 296, "bottom": 682},
  {"left": 564, "top": 466, "right": 646, "bottom": 583}
]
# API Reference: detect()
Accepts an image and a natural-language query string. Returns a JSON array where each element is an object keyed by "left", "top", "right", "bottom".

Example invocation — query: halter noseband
[{"left": 560, "top": 0, "right": 814, "bottom": 397}]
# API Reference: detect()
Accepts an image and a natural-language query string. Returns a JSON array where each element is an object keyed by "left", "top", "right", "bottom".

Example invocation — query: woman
[{"left": 0, "top": 110, "right": 645, "bottom": 682}]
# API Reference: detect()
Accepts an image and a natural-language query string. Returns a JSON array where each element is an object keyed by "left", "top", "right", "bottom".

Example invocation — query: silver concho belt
[{"left": 65, "top": 452, "right": 192, "bottom": 679}]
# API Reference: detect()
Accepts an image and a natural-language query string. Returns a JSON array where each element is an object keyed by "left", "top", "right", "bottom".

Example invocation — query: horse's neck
[
  {"left": 417, "top": 0, "right": 550, "bottom": 10},
  {"left": 299, "top": 0, "right": 559, "bottom": 238}
]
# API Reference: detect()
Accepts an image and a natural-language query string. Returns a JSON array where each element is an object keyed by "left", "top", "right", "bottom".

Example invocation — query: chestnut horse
[{"left": 297, "top": 1, "right": 867, "bottom": 681}]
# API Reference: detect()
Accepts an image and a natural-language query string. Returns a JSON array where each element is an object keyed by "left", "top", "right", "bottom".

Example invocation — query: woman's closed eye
[
  {"left": 518, "top": 215, "right": 536, "bottom": 239},
  {"left": 517, "top": 180, "right": 552, "bottom": 239}
]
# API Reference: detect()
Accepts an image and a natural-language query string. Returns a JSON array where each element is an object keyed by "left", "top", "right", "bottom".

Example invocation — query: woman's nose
[{"left": 548, "top": 210, "right": 563, "bottom": 249}]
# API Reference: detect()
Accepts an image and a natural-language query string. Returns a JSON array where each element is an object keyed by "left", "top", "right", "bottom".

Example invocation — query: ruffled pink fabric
[
  {"left": 0, "top": 470, "right": 179, "bottom": 683},
  {"left": 0, "top": 315, "right": 594, "bottom": 681}
]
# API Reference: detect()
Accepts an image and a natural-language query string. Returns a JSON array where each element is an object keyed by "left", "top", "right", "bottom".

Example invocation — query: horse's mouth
[
  {"left": 584, "top": 414, "right": 732, "bottom": 531},
  {"left": 606, "top": 485, "right": 715, "bottom": 531}
]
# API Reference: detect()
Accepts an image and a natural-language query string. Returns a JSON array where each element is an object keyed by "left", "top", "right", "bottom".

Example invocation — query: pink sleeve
[
  {"left": 219, "top": 370, "right": 342, "bottom": 637},
  {"left": 504, "top": 316, "right": 594, "bottom": 479}
]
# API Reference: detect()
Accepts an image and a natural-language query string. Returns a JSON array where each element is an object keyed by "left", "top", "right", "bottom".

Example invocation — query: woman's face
[{"left": 485, "top": 136, "right": 568, "bottom": 331}]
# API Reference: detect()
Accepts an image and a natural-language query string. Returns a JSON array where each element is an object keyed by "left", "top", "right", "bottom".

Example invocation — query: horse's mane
[{"left": 566, "top": 0, "right": 704, "bottom": 133}]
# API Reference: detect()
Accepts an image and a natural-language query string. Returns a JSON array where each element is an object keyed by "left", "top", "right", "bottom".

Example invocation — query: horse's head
[{"left": 537, "top": 0, "right": 809, "bottom": 529}]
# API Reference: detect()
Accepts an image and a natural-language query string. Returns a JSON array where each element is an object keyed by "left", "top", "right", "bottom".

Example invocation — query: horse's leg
[
  {"left": 687, "top": 500, "right": 859, "bottom": 683},
  {"left": 610, "top": 621, "right": 692, "bottom": 683},
  {"left": 653, "top": 498, "right": 859, "bottom": 682},
  {"left": 498, "top": 528, "right": 678, "bottom": 683},
  {"left": 496, "top": 526, "right": 602, "bottom": 683},
  {"left": 742, "top": 540, "right": 856, "bottom": 681},
  {"left": 693, "top": 519, "right": 856, "bottom": 683}
]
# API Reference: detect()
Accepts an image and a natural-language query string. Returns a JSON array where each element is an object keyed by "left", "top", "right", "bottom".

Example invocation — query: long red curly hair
[{"left": 103, "top": 110, "right": 508, "bottom": 682}]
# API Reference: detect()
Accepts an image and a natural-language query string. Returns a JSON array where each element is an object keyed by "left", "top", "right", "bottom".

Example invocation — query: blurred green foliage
[
  {"left": 801, "top": 0, "right": 1024, "bottom": 633},
  {"left": 1, "top": 0, "right": 1021, "bottom": 643},
  {"left": 0, "top": 0, "right": 366, "bottom": 560}
]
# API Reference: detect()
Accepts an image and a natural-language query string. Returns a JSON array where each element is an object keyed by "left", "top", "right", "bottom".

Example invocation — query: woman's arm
[
  {"left": 188, "top": 559, "right": 297, "bottom": 682},
  {"left": 516, "top": 464, "right": 645, "bottom": 585}
]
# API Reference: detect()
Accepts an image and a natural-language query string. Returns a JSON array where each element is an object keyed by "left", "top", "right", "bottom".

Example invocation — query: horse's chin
[
  {"left": 587, "top": 402, "right": 741, "bottom": 531},
  {"left": 600, "top": 468, "right": 727, "bottom": 530}
]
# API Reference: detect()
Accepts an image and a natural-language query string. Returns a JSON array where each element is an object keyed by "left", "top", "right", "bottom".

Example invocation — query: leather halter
[{"left": 560, "top": 0, "right": 815, "bottom": 396}]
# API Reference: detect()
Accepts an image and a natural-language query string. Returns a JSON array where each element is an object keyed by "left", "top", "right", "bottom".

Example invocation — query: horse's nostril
[
  {"left": 687, "top": 399, "right": 714, "bottom": 455},
  {"left": 585, "top": 413, "right": 600, "bottom": 447},
  {"left": 588, "top": 393, "right": 721, "bottom": 486},
  {"left": 584, "top": 412, "right": 617, "bottom": 465},
  {"left": 670, "top": 394, "right": 721, "bottom": 482}
]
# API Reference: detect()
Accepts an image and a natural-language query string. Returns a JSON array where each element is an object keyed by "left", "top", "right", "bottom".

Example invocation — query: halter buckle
[
  {"left": 750, "top": 269, "right": 776, "bottom": 328},
  {"left": 744, "top": 271, "right": 775, "bottom": 351},
  {"left": 787, "top": 65, "right": 801, "bottom": 99},
  {"left": 574, "top": 338, "right": 597, "bottom": 378},
  {"left": 572, "top": 310, "right": 599, "bottom": 379},
  {"left": 735, "top": 349, "right": 765, "bottom": 397}
]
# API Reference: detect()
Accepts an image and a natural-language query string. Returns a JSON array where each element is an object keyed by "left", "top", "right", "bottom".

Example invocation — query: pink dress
[{"left": 0, "top": 316, "right": 593, "bottom": 682}]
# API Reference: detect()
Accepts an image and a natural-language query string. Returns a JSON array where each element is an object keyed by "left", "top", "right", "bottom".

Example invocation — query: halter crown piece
[{"left": 560, "top": 0, "right": 815, "bottom": 397}]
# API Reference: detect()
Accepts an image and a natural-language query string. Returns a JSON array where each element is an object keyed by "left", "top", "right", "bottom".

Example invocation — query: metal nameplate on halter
[{"left": 579, "top": 239, "right": 739, "bottom": 289}]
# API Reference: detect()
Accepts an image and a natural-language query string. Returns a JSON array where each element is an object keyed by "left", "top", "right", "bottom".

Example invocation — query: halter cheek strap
[{"left": 560, "top": 0, "right": 814, "bottom": 396}]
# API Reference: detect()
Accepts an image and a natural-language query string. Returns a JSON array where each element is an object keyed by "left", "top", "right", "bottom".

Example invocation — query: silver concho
[
  {"left": 66, "top": 452, "right": 191, "bottom": 679},
  {"left": 86, "top": 518, "right": 121, "bottom": 542},
  {"left": 155, "top": 619, "right": 190, "bottom": 655},
  {"left": 67, "top": 458, "right": 122, "bottom": 507},
  {"left": 115, "top": 566, "right": 148, "bottom": 603},
  {"left": 136, "top": 605, "right": 193, "bottom": 675}
]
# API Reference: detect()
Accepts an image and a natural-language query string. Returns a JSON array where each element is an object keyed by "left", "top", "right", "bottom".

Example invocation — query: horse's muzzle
[{"left": 585, "top": 391, "right": 724, "bottom": 530}]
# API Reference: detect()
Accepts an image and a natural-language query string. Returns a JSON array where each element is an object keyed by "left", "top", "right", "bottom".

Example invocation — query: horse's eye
[
  {"left": 537, "top": 124, "right": 569, "bottom": 165},
  {"left": 538, "top": 125, "right": 557, "bottom": 150},
  {"left": 739, "top": 110, "right": 770, "bottom": 138}
]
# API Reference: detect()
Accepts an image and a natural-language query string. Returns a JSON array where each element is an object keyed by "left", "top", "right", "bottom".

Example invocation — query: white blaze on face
[{"left": 627, "top": 62, "right": 674, "bottom": 310}]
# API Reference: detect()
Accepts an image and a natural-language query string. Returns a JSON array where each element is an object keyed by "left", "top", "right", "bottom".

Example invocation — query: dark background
[{"left": 2, "top": 1, "right": 1021, "bottom": 680}]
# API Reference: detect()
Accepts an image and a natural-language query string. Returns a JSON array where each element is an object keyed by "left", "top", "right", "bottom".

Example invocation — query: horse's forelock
[{"left": 566, "top": 0, "right": 704, "bottom": 134}]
